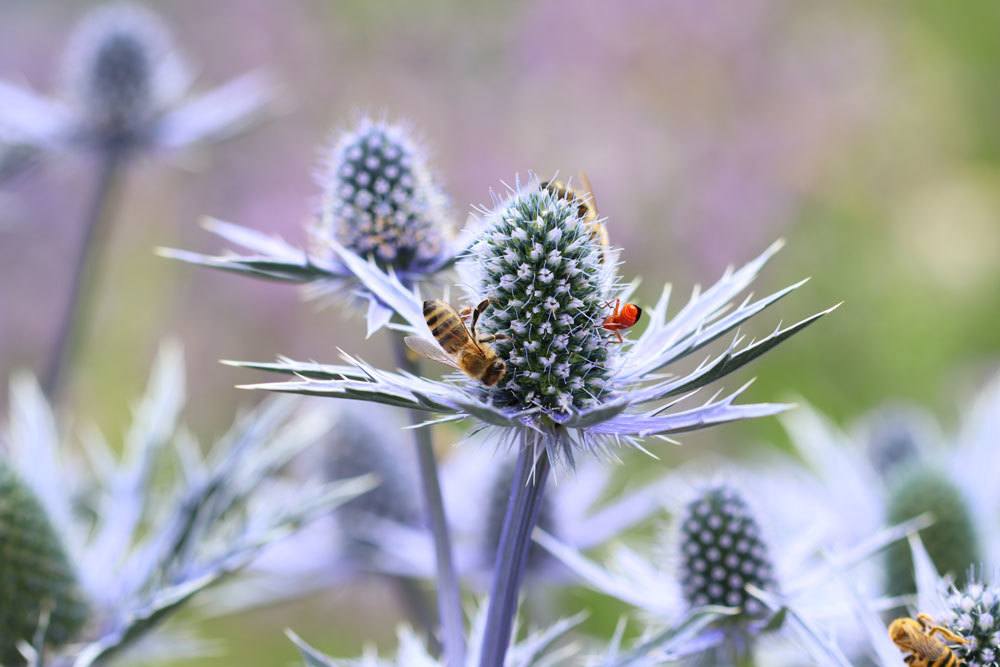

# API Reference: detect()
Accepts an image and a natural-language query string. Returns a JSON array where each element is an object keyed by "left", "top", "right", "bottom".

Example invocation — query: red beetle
[{"left": 602, "top": 298, "right": 642, "bottom": 343}]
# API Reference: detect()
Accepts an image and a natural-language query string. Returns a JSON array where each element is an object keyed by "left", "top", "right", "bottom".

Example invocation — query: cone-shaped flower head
[
  {"left": 314, "top": 118, "right": 449, "bottom": 275},
  {"left": 885, "top": 465, "right": 980, "bottom": 597},
  {"left": 325, "top": 408, "right": 421, "bottom": 556},
  {"left": 62, "top": 3, "right": 185, "bottom": 146},
  {"left": 863, "top": 406, "right": 932, "bottom": 481},
  {"left": 0, "top": 459, "right": 88, "bottom": 663},
  {"left": 946, "top": 578, "right": 1000, "bottom": 667},
  {"left": 470, "top": 184, "right": 614, "bottom": 415},
  {"left": 679, "top": 485, "right": 775, "bottom": 617}
]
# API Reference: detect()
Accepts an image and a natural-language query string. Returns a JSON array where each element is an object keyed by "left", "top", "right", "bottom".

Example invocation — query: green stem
[
  {"left": 391, "top": 335, "right": 466, "bottom": 667},
  {"left": 43, "top": 147, "right": 125, "bottom": 400}
]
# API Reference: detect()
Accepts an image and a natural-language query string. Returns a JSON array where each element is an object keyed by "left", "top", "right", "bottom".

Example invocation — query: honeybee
[
  {"left": 405, "top": 299, "right": 507, "bottom": 386},
  {"left": 602, "top": 298, "right": 642, "bottom": 343},
  {"left": 888, "top": 613, "right": 965, "bottom": 667},
  {"left": 541, "top": 172, "right": 611, "bottom": 257}
]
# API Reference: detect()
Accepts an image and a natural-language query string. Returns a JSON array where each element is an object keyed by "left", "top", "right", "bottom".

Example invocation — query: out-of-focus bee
[
  {"left": 888, "top": 613, "right": 965, "bottom": 667},
  {"left": 541, "top": 172, "right": 611, "bottom": 259},
  {"left": 405, "top": 299, "right": 507, "bottom": 386},
  {"left": 601, "top": 298, "right": 642, "bottom": 344}
]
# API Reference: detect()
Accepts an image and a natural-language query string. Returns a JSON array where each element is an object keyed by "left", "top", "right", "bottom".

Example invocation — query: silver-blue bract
[
  {"left": 286, "top": 601, "right": 585, "bottom": 667},
  {"left": 783, "top": 375, "right": 1000, "bottom": 586},
  {"left": 228, "top": 178, "right": 835, "bottom": 463},
  {"left": 1, "top": 343, "right": 374, "bottom": 666},
  {"left": 0, "top": 3, "right": 271, "bottom": 155}
]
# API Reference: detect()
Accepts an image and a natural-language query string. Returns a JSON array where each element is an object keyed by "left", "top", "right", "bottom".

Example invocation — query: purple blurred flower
[{"left": 0, "top": 3, "right": 272, "bottom": 157}]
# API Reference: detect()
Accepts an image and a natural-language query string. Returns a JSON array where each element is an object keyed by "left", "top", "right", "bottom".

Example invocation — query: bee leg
[
  {"left": 469, "top": 299, "right": 491, "bottom": 335},
  {"left": 613, "top": 331, "right": 624, "bottom": 344},
  {"left": 477, "top": 333, "right": 509, "bottom": 343},
  {"left": 925, "top": 626, "right": 966, "bottom": 644}
]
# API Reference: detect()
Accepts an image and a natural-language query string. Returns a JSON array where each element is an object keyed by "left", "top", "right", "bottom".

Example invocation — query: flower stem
[
  {"left": 42, "top": 147, "right": 125, "bottom": 400},
  {"left": 480, "top": 435, "right": 551, "bottom": 667},
  {"left": 392, "top": 335, "right": 466, "bottom": 667}
]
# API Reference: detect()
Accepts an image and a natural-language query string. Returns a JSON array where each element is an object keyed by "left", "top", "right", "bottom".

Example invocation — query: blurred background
[{"left": 1, "top": 0, "right": 999, "bottom": 663}]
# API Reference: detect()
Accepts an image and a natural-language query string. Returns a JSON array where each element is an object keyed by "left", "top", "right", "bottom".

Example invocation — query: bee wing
[
  {"left": 578, "top": 171, "right": 599, "bottom": 215},
  {"left": 404, "top": 336, "right": 461, "bottom": 370}
]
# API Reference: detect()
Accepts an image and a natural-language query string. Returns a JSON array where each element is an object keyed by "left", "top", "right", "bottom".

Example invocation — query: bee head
[
  {"left": 888, "top": 617, "right": 920, "bottom": 648},
  {"left": 483, "top": 359, "right": 507, "bottom": 387}
]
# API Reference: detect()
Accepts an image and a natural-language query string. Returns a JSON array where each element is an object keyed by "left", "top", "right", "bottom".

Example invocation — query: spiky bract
[{"left": 0, "top": 460, "right": 88, "bottom": 664}]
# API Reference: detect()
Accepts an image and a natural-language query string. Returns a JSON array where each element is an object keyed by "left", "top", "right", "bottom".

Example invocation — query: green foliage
[
  {"left": 0, "top": 459, "right": 88, "bottom": 664},
  {"left": 885, "top": 465, "right": 980, "bottom": 597}
]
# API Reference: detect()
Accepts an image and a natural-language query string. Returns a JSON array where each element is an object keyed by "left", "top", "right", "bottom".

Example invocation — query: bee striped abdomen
[
  {"left": 424, "top": 300, "right": 470, "bottom": 353},
  {"left": 931, "top": 651, "right": 959, "bottom": 667}
]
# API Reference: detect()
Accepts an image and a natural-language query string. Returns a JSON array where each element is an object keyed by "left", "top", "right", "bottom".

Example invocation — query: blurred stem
[
  {"left": 391, "top": 334, "right": 466, "bottom": 667},
  {"left": 480, "top": 436, "right": 551, "bottom": 667},
  {"left": 43, "top": 146, "right": 126, "bottom": 400}
]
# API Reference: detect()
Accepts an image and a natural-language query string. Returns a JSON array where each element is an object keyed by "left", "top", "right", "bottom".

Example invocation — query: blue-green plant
[{"left": 1, "top": 343, "right": 373, "bottom": 665}]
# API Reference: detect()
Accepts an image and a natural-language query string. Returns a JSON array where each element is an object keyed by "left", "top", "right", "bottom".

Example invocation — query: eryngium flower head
[
  {"left": 231, "top": 177, "right": 835, "bottom": 463},
  {"left": 862, "top": 405, "right": 934, "bottom": 480},
  {"left": 62, "top": 3, "right": 186, "bottom": 146},
  {"left": 0, "top": 3, "right": 270, "bottom": 155},
  {"left": 313, "top": 118, "right": 449, "bottom": 274},
  {"left": 947, "top": 578, "right": 1000, "bottom": 667},
  {"left": 885, "top": 465, "right": 980, "bottom": 597},
  {"left": 0, "top": 460, "right": 88, "bottom": 664},
  {"left": 535, "top": 467, "right": 917, "bottom": 663},
  {"left": 679, "top": 485, "right": 775, "bottom": 616},
  {"left": 160, "top": 119, "right": 469, "bottom": 336},
  {"left": 471, "top": 184, "right": 614, "bottom": 414}
]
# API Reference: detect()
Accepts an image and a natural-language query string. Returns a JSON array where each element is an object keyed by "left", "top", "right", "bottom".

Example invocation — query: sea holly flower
[
  {"left": 0, "top": 343, "right": 374, "bottom": 665},
  {"left": 230, "top": 180, "right": 831, "bottom": 462},
  {"left": 782, "top": 375, "right": 1000, "bottom": 600},
  {"left": 836, "top": 536, "right": 999, "bottom": 667},
  {"left": 161, "top": 117, "right": 471, "bottom": 335},
  {"left": 228, "top": 178, "right": 834, "bottom": 665},
  {"left": 285, "top": 602, "right": 586, "bottom": 667},
  {"left": 536, "top": 470, "right": 925, "bottom": 666},
  {"left": 0, "top": 3, "right": 271, "bottom": 157}
]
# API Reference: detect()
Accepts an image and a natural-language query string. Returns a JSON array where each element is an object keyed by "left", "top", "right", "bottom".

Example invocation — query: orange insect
[{"left": 602, "top": 298, "right": 642, "bottom": 343}]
